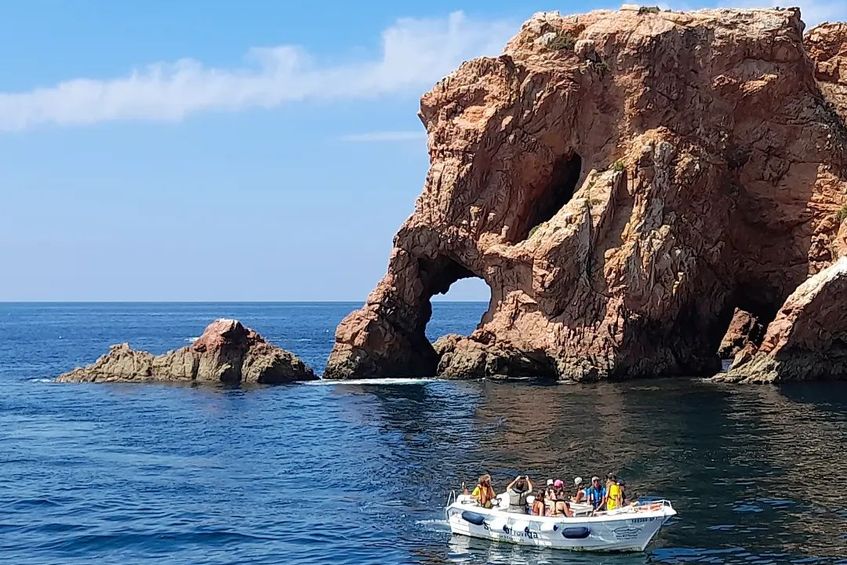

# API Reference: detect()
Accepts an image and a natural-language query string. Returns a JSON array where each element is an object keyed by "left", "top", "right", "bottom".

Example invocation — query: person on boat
[
  {"left": 572, "top": 477, "right": 585, "bottom": 503},
  {"left": 544, "top": 479, "right": 557, "bottom": 515},
  {"left": 585, "top": 476, "right": 608, "bottom": 511},
  {"left": 552, "top": 479, "right": 565, "bottom": 494},
  {"left": 552, "top": 480, "right": 574, "bottom": 517},
  {"left": 606, "top": 473, "right": 623, "bottom": 511},
  {"left": 531, "top": 489, "right": 547, "bottom": 516},
  {"left": 471, "top": 474, "right": 496, "bottom": 508},
  {"left": 506, "top": 475, "right": 533, "bottom": 513},
  {"left": 617, "top": 479, "right": 627, "bottom": 505}
]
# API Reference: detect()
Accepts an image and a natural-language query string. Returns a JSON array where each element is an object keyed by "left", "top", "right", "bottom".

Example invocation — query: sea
[{"left": 1, "top": 302, "right": 846, "bottom": 564}]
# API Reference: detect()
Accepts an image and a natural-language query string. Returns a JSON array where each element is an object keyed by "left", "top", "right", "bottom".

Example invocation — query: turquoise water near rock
[{"left": 1, "top": 302, "right": 846, "bottom": 564}]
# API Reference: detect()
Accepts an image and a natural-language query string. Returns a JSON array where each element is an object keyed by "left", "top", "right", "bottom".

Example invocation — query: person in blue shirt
[{"left": 584, "top": 476, "right": 608, "bottom": 511}]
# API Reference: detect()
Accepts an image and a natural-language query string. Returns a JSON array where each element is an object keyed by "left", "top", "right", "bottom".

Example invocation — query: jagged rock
[
  {"left": 718, "top": 258, "right": 847, "bottom": 382},
  {"left": 433, "top": 334, "right": 557, "bottom": 380},
  {"left": 326, "top": 8, "right": 847, "bottom": 381},
  {"left": 57, "top": 319, "right": 316, "bottom": 384},
  {"left": 718, "top": 309, "right": 765, "bottom": 360},
  {"left": 807, "top": 22, "right": 847, "bottom": 123}
]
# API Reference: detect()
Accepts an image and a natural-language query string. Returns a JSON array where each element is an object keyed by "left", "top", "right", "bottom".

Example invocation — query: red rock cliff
[{"left": 326, "top": 8, "right": 847, "bottom": 381}]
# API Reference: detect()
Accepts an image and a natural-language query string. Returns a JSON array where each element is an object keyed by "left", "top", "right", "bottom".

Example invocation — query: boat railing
[
  {"left": 630, "top": 498, "right": 674, "bottom": 513},
  {"left": 635, "top": 498, "right": 673, "bottom": 507},
  {"left": 446, "top": 489, "right": 457, "bottom": 507}
]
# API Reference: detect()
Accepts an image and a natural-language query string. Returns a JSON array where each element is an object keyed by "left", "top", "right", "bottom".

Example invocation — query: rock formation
[
  {"left": 326, "top": 8, "right": 847, "bottom": 381},
  {"left": 57, "top": 319, "right": 317, "bottom": 384},
  {"left": 719, "top": 258, "right": 847, "bottom": 382},
  {"left": 718, "top": 309, "right": 765, "bottom": 360},
  {"left": 807, "top": 22, "right": 847, "bottom": 124}
]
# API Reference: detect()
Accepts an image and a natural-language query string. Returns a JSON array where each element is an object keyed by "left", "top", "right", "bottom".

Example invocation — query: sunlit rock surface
[
  {"left": 58, "top": 319, "right": 317, "bottom": 384},
  {"left": 326, "top": 8, "right": 847, "bottom": 381}
]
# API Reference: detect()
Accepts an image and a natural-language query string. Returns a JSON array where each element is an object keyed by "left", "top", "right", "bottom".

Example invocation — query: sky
[{"left": 1, "top": 0, "right": 845, "bottom": 301}]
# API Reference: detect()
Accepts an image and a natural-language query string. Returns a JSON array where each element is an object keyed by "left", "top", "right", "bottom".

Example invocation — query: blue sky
[{"left": 1, "top": 0, "right": 844, "bottom": 301}]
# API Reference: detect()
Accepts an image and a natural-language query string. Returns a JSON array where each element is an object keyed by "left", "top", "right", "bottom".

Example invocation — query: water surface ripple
[{"left": 1, "top": 303, "right": 845, "bottom": 563}]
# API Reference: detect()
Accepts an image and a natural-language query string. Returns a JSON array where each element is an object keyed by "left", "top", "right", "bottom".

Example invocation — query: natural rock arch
[{"left": 326, "top": 8, "right": 847, "bottom": 381}]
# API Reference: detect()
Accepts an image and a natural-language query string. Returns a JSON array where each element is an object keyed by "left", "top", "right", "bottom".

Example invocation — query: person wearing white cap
[{"left": 572, "top": 476, "right": 586, "bottom": 503}]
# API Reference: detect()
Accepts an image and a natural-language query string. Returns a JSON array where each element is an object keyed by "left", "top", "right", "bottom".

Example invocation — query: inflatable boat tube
[
  {"left": 562, "top": 526, "right": 591, "bottom": 539},
  {"left": 460, "top": 511, "right": 487, "bottom": 526}
]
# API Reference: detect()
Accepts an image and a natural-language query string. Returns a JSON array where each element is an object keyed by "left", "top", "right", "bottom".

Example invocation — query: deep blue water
[{"left": 1, "top": 302, "right": 846, "bottom": 564}]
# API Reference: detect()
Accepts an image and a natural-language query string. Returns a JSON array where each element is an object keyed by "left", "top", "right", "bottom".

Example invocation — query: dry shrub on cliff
[
  {"left": 547, "top": 31, "right": 576, "bottom": 51},
  {"left": 836, "top": 204, "right": 847, "bottom": 224},
  {"left": 591, "top": 60, "right": 610, "bottom": 74},
  {"left": 528, "top": 224, "right": 543, "bottom": 238}
]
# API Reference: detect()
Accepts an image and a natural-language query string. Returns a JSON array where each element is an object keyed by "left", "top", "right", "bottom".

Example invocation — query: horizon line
[{"left": 0, "top": 299, "right": 490, "bottom": 304}]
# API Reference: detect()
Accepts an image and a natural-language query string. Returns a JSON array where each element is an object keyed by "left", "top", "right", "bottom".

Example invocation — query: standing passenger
[
  {"left": 606, "top": 473, "right": 622, "bottom": 511},
  {"left": 506, "top": 475, "right": 533, "bottom": 513}
]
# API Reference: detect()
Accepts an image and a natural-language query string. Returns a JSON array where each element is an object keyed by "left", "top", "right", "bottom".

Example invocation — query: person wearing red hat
[
  {"left": 551, "top": 479, "right": 573, "bottom": 517},
  {"left": 544, "top": 479, "right": 557, "bottom": 516}
]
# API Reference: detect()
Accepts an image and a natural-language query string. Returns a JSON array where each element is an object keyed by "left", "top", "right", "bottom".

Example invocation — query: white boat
[{"left": 445, "top": 493, "right": 677, "bottom": 552}]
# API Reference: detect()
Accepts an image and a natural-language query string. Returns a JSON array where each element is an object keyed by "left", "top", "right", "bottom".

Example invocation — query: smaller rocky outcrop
[
  {"left": 434, "top": 334, "right": 557, "bottom": 380},
  {"left": 718, "top": 258, "right": 847, "bottom": 383},
  {"left": 718, "top": 309, "right": 766, "bottom": 360},
  {"left": 57, "top": 319, "right": 317, "bottom": 384}
]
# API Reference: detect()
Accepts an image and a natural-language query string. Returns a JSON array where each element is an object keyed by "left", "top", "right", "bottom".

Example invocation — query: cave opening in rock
[
  {"left": 522, "top": 152, "right": 583, "bottom": 239},
  {"left": 711, "top": 282, "right": 782, "bottom": 364},
  {"left": 416, "top": 256, "right": 491, "bottom": 344}
]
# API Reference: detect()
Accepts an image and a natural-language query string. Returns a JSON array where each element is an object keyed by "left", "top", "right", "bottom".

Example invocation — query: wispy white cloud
[
  {"left": 0, "top": 11, "right": 515, "bottom": 132},
  {"left": 339, "top": 130, "right": 427, "bottom": 142}
]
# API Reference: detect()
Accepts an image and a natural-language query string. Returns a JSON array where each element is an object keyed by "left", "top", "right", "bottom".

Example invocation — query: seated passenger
[
  {"left": 585, "top": 476, "right": 608, "bottom": 511},
  {"left": 471, "top": 474, "right": 496, "bottom": 508},
  {"left": 618, "top": 479, "right": 627, "bottom": 505},
  {"left": 606, "top": 473, "right": 622, "bottom": 511},
  {"left": 506, "top": 475, "right": 533, "bottom": 513},
  {"left": 553, "top": 480, "right": 574, "bottom": 517},
  {"left": 531, "top": 489, "right": 547, "bottom": 516},
  {"left": 544, "top": 479, "right": 557, "bottom": 515},
  {"left": 572, "top": 477, "right": 585, "bottom": 503}
]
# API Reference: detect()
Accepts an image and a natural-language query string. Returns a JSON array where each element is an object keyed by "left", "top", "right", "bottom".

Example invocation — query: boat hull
[{"left": 446, "top": 499, "right": 676, "bottom": 552}]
